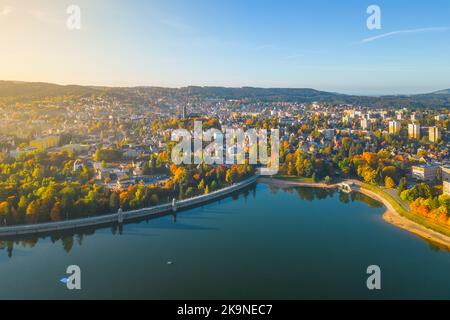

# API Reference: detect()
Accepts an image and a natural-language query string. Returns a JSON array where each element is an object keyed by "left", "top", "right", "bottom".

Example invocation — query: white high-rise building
[
  {"left": 408, "top": 123, "right": 420, "bottom": 140},
  {"left": 389, "top": 121, "right": 401, "bottom": 134},
  {"left": 429, "top": 126, "right": 441, "bottom": 143},
  {"left": 444, "top": 181, "right": 450, "bottom": 196},
  {"left": 443, "top": 166, "right": 450, "bottom": 196},
  {"left": 361, "top": 119, "right": 368, "bottom": 130}
]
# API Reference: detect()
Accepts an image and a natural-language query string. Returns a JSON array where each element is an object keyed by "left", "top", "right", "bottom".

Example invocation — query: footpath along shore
[
  {"left": 259, "top": 177, "right": 450, "bottom": 250},
  {"left": 0, "top": 175, "right": 259, "bottom": 237}
]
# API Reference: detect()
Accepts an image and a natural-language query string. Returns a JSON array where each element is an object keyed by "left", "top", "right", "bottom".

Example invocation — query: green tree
[
  {"left": 109, "top": 192, "right": 120, "bottom": 211},
  {"left": 385, "top": 176, "right": 396, "bottom": 189},
  {"left": 185, "top": 187, "right": 195, "bottom": 198},
  {"left": 226, "top": 167, "right": 239, "bottom": 184},
  {"left": 295, "top": 156, "right": 302, "bottom": 176},
  {"left": 287, "top": 162, "right": 294, "bottom": 176},
  {"left": 397, "top": 177, "right": 407, "bottom": 195},
  {"left": 150, "top": 194, "right": 159, "bottom": 205},
  {"left": 50, "top": 202, "right": 62, "bottom": 221}
]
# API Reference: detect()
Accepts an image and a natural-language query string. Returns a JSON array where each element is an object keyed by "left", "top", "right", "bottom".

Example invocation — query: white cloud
[
  {"left": 0, "top": 5, "right": 14, "bottom": 16},
  {"left": 359, "top": 27, "right": 449, "bottom": 43}
]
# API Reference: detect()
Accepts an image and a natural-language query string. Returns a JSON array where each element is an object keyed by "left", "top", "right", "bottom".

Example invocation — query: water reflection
[
  {"left": 270, "top": 185, "right": 383, "bottom": 209},
  {"left": 0, "top": 184, "right": 385, "bottom": 258}
]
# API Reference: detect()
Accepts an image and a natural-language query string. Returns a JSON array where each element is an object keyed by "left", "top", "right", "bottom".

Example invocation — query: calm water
[{"left": 0, "top": 183, "right": 449, "bottom": 299}]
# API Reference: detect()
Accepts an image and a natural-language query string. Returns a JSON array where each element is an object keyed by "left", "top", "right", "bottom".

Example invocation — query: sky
[{"left": 0, "top": 0, "right": 449, "bottom": 95}]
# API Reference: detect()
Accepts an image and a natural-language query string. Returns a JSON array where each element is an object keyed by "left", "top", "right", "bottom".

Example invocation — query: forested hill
[
  {"left": 0, "top": 80, "right": 449, "bottom": 108},
  {"left": 0, "top": 81, "right": 100, "bottom": 100}
]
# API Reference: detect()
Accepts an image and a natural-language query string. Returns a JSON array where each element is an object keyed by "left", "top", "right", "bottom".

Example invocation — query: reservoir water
[{"left": 0, "top": 183, "right": 449, "bottom": 299}]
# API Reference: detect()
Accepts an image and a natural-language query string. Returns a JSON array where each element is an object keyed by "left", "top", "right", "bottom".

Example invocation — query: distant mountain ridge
[
  {"left": 432, "top": 89, "right": 450, "bottom": 95},
  {"left": 0, "top": 81, "right": 100, "bottom": 99},
  {"left": 0, "top": 80, "right": 449, "bottom": 108}
]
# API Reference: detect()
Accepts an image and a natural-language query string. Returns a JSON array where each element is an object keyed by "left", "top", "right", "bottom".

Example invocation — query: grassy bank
[
  {"left": 359, "top": 183, "right": 450, "bottom": 238},
  {"left": 273, "top": 175, "right": 450, "bottom": 239},
  {"left": 272, "top": 175, "right": 316, "bottom": 183}
]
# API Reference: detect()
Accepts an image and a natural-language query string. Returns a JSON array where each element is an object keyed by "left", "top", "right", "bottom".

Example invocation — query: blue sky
[{"left": 1, "top": 0, "right": 449, "bottom": 94}]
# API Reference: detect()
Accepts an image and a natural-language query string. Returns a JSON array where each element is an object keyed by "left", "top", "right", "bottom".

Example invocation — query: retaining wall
[{"left": 0, "top": 175, "right": 258, "bottom": 237}]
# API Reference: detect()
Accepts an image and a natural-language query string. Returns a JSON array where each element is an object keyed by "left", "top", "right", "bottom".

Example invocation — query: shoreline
[
  {"left": 0, "top": 175, "right": 259, "bottom": 238},
  {"left": 2, "top": 174, "right": 449, "bottom": 249},
  {"left": 259, "top": 177, "right": 450, "bottom": 250}
]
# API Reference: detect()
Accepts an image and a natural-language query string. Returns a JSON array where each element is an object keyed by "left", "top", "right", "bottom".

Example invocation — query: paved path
[{"left": 0, "top": 175, "right": 259, "bottom": 237}]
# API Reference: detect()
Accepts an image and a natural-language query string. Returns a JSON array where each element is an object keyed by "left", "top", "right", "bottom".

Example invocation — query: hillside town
[{"left": 0, "top": 93, "right": 449, "bottom": 227}]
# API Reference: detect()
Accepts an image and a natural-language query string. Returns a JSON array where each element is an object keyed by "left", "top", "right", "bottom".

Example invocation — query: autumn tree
[
  {"left": 385, "top": 176, "right": 396, "bottom": 189},
  {"left": 50, "top": 202, "right": 62, "bottom": 221}
]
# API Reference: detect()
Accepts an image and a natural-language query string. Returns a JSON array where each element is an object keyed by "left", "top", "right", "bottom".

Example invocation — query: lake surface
[{"left": 0, "top": 183, "right": 449, "bottom": 299}]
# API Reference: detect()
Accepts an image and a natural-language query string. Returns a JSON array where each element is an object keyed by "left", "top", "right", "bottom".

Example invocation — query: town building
[
  {"left": 361, "top": 119, "right": 368, "bottom": 130},
  {"left": 389, "top": 121, "right": 401, "bottom": 134},
  {"left": 444, "top": 181, "right": 450, "bottom": 196},
  {"left": 442, "top": 165, "right": 450, "bottom": 180},
  {"left": 320, "top": 129, "right": 335, "bottom": 140},
  {"left": 443, "top": 165, "right": 450, "bottom": 196},
  {"left": 411, "top": 163, "right": 440, "bottom": 181},
  {"left": 279, "top": 117, "right": 297, "bottom": 126},
  {"left": 408, "top": 123, "right": 420, "bottom": 140},
  {"left": 429, "top": 126, "right": 441, "bottom": 143}
]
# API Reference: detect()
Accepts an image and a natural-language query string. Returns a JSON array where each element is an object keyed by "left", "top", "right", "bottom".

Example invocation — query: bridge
[{"left": 336, "top": 182, "right": 358, "bottom": 193}]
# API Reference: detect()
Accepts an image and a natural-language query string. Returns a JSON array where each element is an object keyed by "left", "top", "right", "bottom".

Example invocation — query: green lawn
[{"left": 272, "top": 175, "right": 315, "bottom": 183}]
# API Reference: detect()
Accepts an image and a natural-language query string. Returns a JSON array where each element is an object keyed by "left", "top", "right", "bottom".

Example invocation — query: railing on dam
[{"left": 0, "top": 174, "right": 259, "bottom": 237}]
